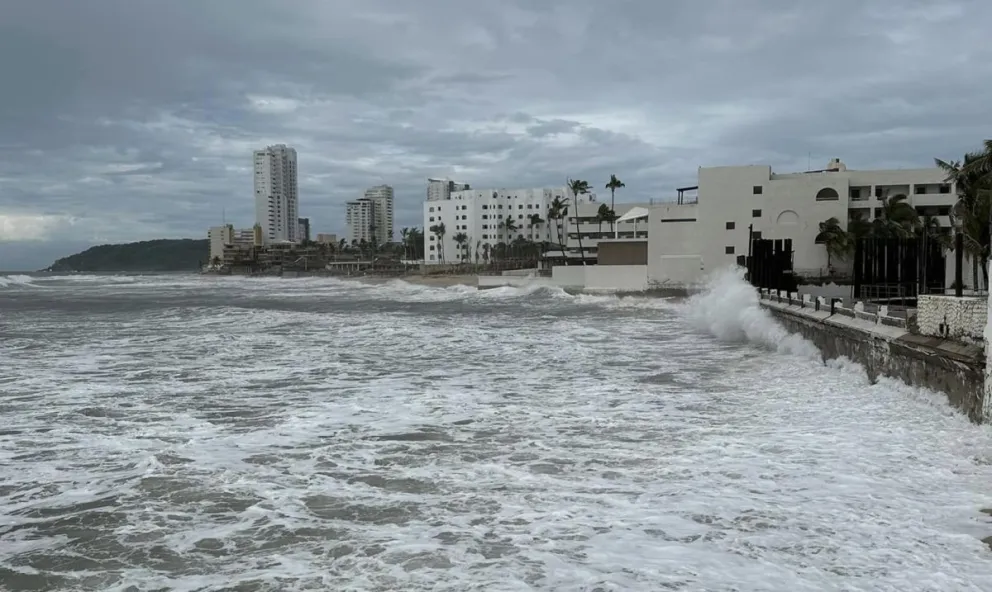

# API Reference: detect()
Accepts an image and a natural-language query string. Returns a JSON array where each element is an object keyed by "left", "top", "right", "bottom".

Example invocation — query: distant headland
[{"left": 44, "top": 239, "right": 208, "bottom": 272}]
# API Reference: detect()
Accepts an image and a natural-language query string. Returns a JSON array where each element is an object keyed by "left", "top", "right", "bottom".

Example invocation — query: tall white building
[
  {"left": 253, "top": 144, "right": 299, "bottom": 244},
  {"left": 346, "top": 198, "right": 376, "bottom": 245},
  {"left": 423, "top": 186, "right": 598, "bottom": 264},
  {"left": 427, "top": 178, "right": 470, "bottom": 202},
  {"left": 647, "top": 158, "right": 960, "bottom": 287},
  {"left": 364, "top": 185, "right": 395, "bottom": 243}
]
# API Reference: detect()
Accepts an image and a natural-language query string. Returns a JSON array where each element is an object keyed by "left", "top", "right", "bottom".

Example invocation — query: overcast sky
[{"left": 2, "top": 0, "right": 991, "bottom": 269}]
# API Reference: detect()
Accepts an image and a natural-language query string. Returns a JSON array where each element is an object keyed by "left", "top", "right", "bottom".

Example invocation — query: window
[
  {"left": 915, "top": 185, "right": 926, "bottom": 195},
  {"left": 939, "top": 184, "right": 951, "bottom": 194},
  {"left": 753, "top": 186, "right": 763, "bottom": 195},
  {"left": 725, "top": 246, "right": 735, "bottom": 254},
  {"left": 726, "top": 221, "right": 736, "bottom": 230},
  {"left": 815, "top": 188, "right": 840, "bottom": 201},
  {"left": 752, "top": 209, "right": 762, "bottom": 218},
  {"left": 751, "top": 231, "right": 762, "bottom": 240}
]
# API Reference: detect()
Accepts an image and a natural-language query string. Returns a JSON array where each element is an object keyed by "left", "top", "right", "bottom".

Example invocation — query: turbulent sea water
[{"left": 1, "top": 271, "right": 991, "bottom": 591}]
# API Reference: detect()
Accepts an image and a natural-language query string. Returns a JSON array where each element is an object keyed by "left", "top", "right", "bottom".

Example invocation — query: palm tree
[
  {"left": 504, "top": 217, "right": 519, "bottom": 239},
  {"left": 407, "top": 227, "right": 425, "bottom": 260},
  {"left": 528, "top": 213, "right": 544, "bottom": 241},
  {"left": 400, "top": 227, "right": 411, "bottom": 259},
  {"left": 548, "top": 196, "right": 569, "bottom": 251},
  {"left": 605, "top": 174, "right": 625, "bottom": 232},
  {"left": 596, "top": 203, "right": 613, "bottom": 236},
  {"left": 503, "top": 218, "right": 519, "bottom": 258},
  {"left": 815, "top": 217, "right": 851, "bottom": 271},
  {"left": 429, "top": 222, "right": 446, "bottom": 263},
  {"left": 958, "top": 139, "right": 992, "bottom": 180},
  {"left": 937, "top": 149, "right": 992, "bottom": 289},
  {"left": 871, "top": 193, "right": 919, "bottom": 238},
  {"left": 453, "top": 231, "right": 469, "bottom": 262},
  {"left": 568, "top": 179, "right": 591, "bottom": 265}
]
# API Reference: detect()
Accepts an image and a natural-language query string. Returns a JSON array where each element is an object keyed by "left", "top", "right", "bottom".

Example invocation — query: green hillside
[{"left": 46, "top": 239, "right": 209, "bottom": 272}]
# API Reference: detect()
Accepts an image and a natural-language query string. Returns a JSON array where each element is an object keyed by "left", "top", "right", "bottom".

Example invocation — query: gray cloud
[{"left": 2, "top": 0, "right": 992, "bottom": 269}]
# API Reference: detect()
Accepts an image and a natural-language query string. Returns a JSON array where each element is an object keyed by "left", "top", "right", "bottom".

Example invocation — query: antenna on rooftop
[{"left": 222, "top": 207, "right": 226, "bottom": 225}]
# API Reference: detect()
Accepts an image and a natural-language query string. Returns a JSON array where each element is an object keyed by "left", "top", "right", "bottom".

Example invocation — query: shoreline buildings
[
  {"left": 423, "top": 184, "right": 598, "bottom": 264},
  {"left": 647, "top": 158, "right": 957, "bottom": 287},
  {"left": 485, "top": 158, "right": 962, "bottom": 292},
  {"left": 253, "top": 144, "right": 299, "bottom": 244},
  {"left": 346, "top": 185, "right": 395, "bottom": 245}
]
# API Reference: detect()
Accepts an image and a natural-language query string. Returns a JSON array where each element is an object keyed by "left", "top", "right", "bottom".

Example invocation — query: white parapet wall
[
  {"left": 551, "top": 265, "right": 649, "bottom": 292},
  {"left": 917, "top": 294, "right": 988, "bottom": 344}
]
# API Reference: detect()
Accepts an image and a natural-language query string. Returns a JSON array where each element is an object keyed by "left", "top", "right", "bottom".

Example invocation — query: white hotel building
[
  {"left": 423, "top": 181, "right": 661, "bottom": 264},
  {"left": 424, "top": 185, "right": 602, "bottom": 264},
  {"left": 646, "top": 158, "right": 959, "bottom": 287}
]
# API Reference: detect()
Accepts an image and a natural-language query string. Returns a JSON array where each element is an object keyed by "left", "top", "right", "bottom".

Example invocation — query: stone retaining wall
[
  {"left": 759, "top": 290, "right": 989, "bottom": 423},
  {"left": 916, "top": 295, "right": 987, "bottom": 344}
]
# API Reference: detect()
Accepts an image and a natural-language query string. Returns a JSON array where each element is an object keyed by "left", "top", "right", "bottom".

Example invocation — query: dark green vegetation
[{"left": 46, "top": 239, "right": 208, "bottom": 272}]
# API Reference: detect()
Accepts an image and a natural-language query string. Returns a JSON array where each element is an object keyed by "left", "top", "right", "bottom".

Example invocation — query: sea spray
[{"left": 685, "top": 266, "right": 820, "bottom": 359}]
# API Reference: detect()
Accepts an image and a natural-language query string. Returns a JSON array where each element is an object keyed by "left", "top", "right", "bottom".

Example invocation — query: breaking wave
[{"left": 685, "top": 266, "right": 820, "bottom": 359}]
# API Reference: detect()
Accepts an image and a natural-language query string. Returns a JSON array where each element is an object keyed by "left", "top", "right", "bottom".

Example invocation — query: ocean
[{"left": 1, "top": 271, "right": 991, "bottom": 591}]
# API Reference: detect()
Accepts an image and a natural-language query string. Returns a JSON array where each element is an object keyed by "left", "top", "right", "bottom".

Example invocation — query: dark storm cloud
[{"left": 2, "top": 0, "right": 992, "bottom": 266}]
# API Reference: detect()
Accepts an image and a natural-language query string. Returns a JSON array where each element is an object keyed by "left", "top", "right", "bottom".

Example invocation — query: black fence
[
  {"left": 852, "top": 236, "right": 945, "bottom": 302},
  {"left": 743, "top": 238, "right": 798, "bottom": 293}
]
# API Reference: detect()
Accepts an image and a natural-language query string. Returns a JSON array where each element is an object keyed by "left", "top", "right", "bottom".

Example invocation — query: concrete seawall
[{"left": 759, "top": 293, "right": 988, "bottom": 423}]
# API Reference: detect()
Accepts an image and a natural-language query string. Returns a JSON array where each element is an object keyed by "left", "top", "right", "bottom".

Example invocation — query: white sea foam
[
  {"left": 685, "top": 266, "right": 821, "bottom": 359},
  {"left": 0, "top": 274, "right": 37, "bottom": 288},
  {"left": 1, "top": 272, "right": 991, "bottom": 591}
]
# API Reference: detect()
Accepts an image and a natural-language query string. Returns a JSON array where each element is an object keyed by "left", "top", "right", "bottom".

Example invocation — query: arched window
[
  {"left": 776, "top": 210, "right": 800, "bottom": 226},
  {"left": 815, "top": 188, "right": 840, "bottom": 201}
]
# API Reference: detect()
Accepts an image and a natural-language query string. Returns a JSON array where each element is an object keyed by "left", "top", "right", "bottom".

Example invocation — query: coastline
[{"left": 350, "top": 274, "right": 479, "bottom": 288}]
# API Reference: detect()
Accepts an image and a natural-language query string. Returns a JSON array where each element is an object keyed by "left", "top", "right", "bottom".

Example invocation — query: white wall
[
  {"left": 916, "top": 295, "right": 987, "bottom": 343},
  {"left": 550, "top": 265, "right": 648, "bottom": 291},
  {"left": 645, "top": 161, "right": 959, "bottom": 288},
  {"left": 647, "top": 203, "right": 704, "bottom": 287}
]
